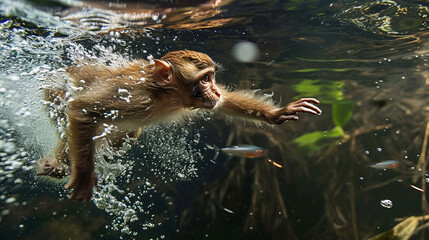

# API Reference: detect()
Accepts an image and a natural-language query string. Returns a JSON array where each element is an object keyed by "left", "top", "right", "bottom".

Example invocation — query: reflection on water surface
[{"left": 0, "top": 0, "right": 429, "bottom": 239}]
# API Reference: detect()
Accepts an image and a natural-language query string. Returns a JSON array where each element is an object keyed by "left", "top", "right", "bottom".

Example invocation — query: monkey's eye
[{"left": 201, "top": 74, "right": 210, "bottom": 84}]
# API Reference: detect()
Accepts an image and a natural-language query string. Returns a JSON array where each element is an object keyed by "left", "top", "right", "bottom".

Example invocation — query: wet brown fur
[{"left": 39, "top": 50, "right": 321, "bottom": 202}]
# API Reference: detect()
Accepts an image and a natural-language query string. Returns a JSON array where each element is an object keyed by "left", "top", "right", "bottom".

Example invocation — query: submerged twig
[
  {"left": 414, "top": 121, "right": 429, "bottom": 215},
  {"left": 410, "top": 184, "right": 424, "bottom": 192},
  {"left": 349, "top": 136, "right": 359, "bottom": 240},
  {"left": 415, "top": 221, "right": 429, "bottom": 236},
  {"left": 395, "top": 215, "right": 429, "bottom": 222},
  {"left": 362, "top": 176, "right": 409, "bottom": 192},
  {"left": 414, "top": 121, "right": 429, "bottom": 183},
  {"left": 368, "top": 216, "right": 419, "bottom": 240}
]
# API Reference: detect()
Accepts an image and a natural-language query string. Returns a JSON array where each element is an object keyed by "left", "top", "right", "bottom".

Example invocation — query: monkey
[{"left": 37, "top": 50, "right": 322, "bottom": 202}]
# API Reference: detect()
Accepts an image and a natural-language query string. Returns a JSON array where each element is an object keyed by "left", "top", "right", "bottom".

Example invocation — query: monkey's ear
[{"left": 153, "top": 59, "right": 173, "bottom": 86}]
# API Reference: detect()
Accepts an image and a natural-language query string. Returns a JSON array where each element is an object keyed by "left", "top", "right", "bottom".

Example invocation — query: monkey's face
[
  {"left": 160, "top": 50, "right": 222, "bottom": 109},
  {"left": 190, "top": 67, "right": 222, "bottom": 109}
]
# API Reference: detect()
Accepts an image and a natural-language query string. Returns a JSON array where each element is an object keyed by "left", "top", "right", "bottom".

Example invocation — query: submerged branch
[
  {"left": 416, "top": 122, "right": 429, "bottom": 215},
  {"left": 362, "top": 176, "right": 411, "bottom": 192}
]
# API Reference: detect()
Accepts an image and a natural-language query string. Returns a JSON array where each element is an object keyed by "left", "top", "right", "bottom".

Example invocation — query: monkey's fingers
[
  {"left": 70, "top": 187, "right": 93, "bottom": 202},
  {"left": 274, "top": 115, "right": 299, "bottom": 124},
  {"left": 65, "top": 170, "right": 98, "bottom": 188},
  {"left": 64, "top": 175, "right": 83, "bottom": 190},
  {"left": 65, "top": 172, "right": 97, "bottom": 202},
  {"left": 65, "top": 179, "right": 77, "bottom": 190},
  {"left": 288, "top": 101, "right": 322, "bottom": 115},
  {"left": 36, "top": 163, "right": 54, "bottom": 176},
  {"left": 66, "top": 179, "right": 95, "bottom": 202},
  {"left": 281, "top": 115, "right": 299, "bottom": 121},
  {"left": 295, "top": 98, "right": 320, "bottom": 104}
]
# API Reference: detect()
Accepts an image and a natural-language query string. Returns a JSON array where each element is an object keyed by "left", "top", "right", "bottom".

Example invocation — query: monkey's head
[{"left": 152, "top": 50, "right": 222, "bottom": 109}]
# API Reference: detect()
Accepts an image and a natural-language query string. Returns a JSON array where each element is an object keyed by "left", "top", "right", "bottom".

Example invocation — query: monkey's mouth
[
  {"left": 203, "top": 99, "right": 219, "bottom": 108},
  {"left": 192, "top": 86, "right": 221, "bottom": 109}
]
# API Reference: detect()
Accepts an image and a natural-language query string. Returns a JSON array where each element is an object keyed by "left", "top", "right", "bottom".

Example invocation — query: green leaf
[
  {"left": 292, "top": 127, "right": 345, "bottom": 153},
  {"left": 292, "top": 131, "right": 325, "bottom": 146},
  {"left": 324, "top": 126, "right": 345, "bottom": 138},
  {"left": 332, "top": 100, "right": 355, "bottom": 128},
  {"left": 292, "top": 79, "right": 344, "bottom": 104}
]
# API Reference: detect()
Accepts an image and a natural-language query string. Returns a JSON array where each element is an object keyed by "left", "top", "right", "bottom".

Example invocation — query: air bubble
[
  {"left": 5, "top": 197, "right": 16, "bottom": 204},
  {"left": 232, "top": 41, "right": 260, "bottom": 63},
  {"left": 380, "top": 199, "right": 393, "bottom": 208},
  {"left": 2, "top": 142, "right": 16, "bottom": 153},
  {"left": 121, "top": 226, "right": 131, "bottom": 234},
  {"left": 152, "top": 13, "right": 160, "bottom": 21}
]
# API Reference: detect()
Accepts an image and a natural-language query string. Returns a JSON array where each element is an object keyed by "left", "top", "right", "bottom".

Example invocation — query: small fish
[
  {"left": 369, "top": 160, "right": 399, "bottom": 169},
  {"left": 219, "top": 145, "right": 268, "bottom": 158},
  {"left": 223, "top": 208, "right": 234, "bottom": 214},
  {"left": 211, "top": 144, "right": 269, "bottom": 163}
]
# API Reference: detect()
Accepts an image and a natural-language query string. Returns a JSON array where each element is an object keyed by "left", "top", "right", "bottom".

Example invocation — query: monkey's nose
[
  {"left": 215, "top": 91, "right": 221, "bottom": 98},
  {"left": 212, "top": 86, "right": 221, "bottom": 99}
]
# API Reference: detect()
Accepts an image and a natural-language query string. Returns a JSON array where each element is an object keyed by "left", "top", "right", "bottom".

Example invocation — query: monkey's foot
[
  {"left": 36, "top": 155, "right": 70, "bottom": 179},
  {"left": 65, "top": 171, "right": 97, "bottom": 202}
]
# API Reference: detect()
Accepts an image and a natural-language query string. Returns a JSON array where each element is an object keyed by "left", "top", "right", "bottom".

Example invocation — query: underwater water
[{"left": 0, "top": 0, "right": 429, "bottom": 239}]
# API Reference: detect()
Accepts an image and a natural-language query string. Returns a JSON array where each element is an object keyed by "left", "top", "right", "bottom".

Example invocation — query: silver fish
[
  {"left": 221, "top": 145, "right": 268, "bottom": 158},
  {"left": 369, "top": 160, "right": 399, "bottom": 169},
  {"left": 212, "top": 144, "right": 268, "bottom": 162}
]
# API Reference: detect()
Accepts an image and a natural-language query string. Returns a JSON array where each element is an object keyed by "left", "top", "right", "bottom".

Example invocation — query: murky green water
[{"left": 0, "top": 0, "right": 428, "bottom": 239}]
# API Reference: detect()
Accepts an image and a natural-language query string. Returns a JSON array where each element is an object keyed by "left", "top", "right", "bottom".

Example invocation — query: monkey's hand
[
  {"left": 65, "top": 170, "right": 98, "bottom": 202},
  {"left": 36, "top": 155, "right": 70, "bottom": 179},
  {"left": 268, "top": 98, "right": 321, "bottom": 124}
]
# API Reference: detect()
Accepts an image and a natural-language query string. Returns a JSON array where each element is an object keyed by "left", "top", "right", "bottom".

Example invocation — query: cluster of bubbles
[
  {"left": 0, "top": 118, "right": 33, "bottom": 221},
  {"left": 0, "top": 0, "right": 68, "bottom": 221},
  {"left": 88, "top": 117, "right": 208, "bottom": 236},
  {"left": 141, "top": 119, "right": 207, "bottom": 182},
  {"left": 0, "top": 1, "right": 209, "bottom": 237}
]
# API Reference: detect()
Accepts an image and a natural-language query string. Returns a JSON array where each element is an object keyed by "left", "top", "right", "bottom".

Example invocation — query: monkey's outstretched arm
[
  {"left": 217, "top": 87, "right": 322, "bottom": 124},
  {"left": 64, "top": 108, "right": 98, "bottom": 202}
]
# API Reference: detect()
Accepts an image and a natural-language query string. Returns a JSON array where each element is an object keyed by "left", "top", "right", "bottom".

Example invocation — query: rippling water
[{"left": 0, "top": 0, "right": 429, "bottom": 239}]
